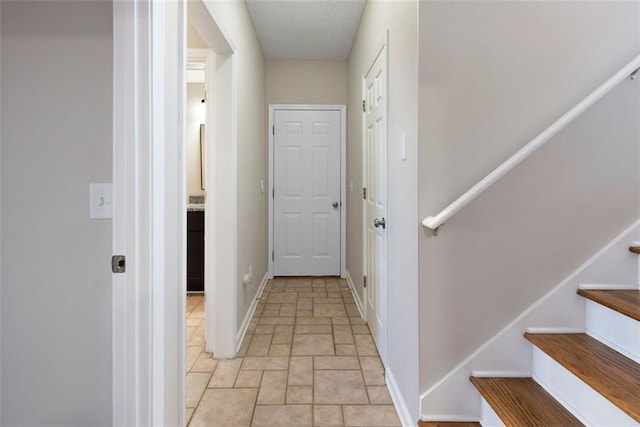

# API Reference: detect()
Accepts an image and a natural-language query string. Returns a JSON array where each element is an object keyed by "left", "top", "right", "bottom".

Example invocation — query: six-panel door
[{"left": 273, "top": 109, "right": 342, "bottom": 276}]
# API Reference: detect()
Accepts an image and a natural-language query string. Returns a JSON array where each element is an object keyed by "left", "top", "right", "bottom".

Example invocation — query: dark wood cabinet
[{"left": 187, "top": 210, "right": 205, "bottom": 292}]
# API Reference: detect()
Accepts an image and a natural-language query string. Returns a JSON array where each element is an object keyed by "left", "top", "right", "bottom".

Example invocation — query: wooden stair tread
[
  {"left": 525, "top": 333, "right": 640, "bottom": 421},
  {"left": 470, "top": 377, "right": 582, "bottom": 426},
  {"left": 629, "top": 246, "right": 640, "bottom": 255},
  {"left": 417, "top": 422, "right": 480, "bottom": 427},
  {"left": 577, "top": 289, "right": 640, "bottom": 321}
]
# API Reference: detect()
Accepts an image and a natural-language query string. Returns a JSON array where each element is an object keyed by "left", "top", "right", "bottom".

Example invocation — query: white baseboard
[
  {"left": 345, "top": 270, "right": 365, "bottom": 320},
  {"left": 236, "top": 272, "right": 269, "bottom": 351},
  {"left": 386, "top": 369, "right": 414, "bottom": 427},
  {"left": 579, "top": 283, "right": 638, "bottom": 290},
  {"left": 420, "top": 415, "right": 479, "bottom": 423},
  {"left": 525, "top": 327, "right": 585, "bottom": 334},
  {"left": 471, "top": 371, "right": 529, "bottom": 378}
]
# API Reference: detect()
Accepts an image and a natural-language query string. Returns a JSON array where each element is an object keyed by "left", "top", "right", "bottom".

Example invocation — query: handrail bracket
[
  {"left": 432, "top": 225, "right": 442, "bottom": 237},
  {"left": 631, "top": 67, "right": 640, "bottom": 80}
]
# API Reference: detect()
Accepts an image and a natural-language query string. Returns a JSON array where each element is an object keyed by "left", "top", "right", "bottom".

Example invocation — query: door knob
[
  {"left": 374, "top": 217, "right": 386, "bottom": 229},
  {"left": 333, "top": 202, "right": 339, "bottom": 209}
]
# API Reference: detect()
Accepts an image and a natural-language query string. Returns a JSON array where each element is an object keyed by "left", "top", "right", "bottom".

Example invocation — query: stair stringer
[{"left": 419, "top": 219, "right": 640, "bottom": 422}]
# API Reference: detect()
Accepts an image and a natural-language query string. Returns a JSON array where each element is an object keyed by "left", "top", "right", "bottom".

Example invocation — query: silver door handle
[
  {"left": 333, "top": 202, "right": 339, "bottom": 209},
  {"left": 374, "top": 217, "right": 386, "bottom": 229}
]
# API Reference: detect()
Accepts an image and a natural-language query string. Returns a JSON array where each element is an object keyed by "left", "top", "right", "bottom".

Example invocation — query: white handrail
[{"left": 422, "top": 54, "right": 640, "bottom": 234}]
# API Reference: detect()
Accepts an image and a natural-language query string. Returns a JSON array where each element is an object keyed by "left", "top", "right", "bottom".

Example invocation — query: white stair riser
[
  {"left": 479, "top": 397, "right": 504, "bottom": 427},
  {"left": 586, "top": 300, "right": 640, "bottom": 364},
  {"left": 531, "top": 346, "right": 638, "bottom": 426}
]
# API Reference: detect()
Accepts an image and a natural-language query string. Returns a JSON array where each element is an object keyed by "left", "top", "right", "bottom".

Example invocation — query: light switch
[
  {"left": 400, "top": 134, "right": 407, "bottom": 160},
  {"left": 90, "top": 183, "right": 113, "bottom": 219}
]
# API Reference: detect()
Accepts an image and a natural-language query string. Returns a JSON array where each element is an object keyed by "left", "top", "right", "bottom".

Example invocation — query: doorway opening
[
  {"left": 185, "top": 0, "right": 238, "bottom": 422},
  {"left": 186, "top": 0, "right": 237, "bottom": 357}
]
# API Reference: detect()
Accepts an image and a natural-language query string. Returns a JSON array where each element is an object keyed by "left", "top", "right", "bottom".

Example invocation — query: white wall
[
  {"left": 418, "top": 0, "right": 640, "bottom": 414},
  {"left": 205, "top": 0, "right": 267, "bottom": 333},
  {"left": 1, "top": 1, "right": 112, "bottom": 425},
  {"left": 187, "top": 83, "right": 206, "bottom": 198},
  {"left": 265, "top": 59, "right": 348, "bottom": 106},
  {"left": 347, "top": 0, "right": 420, "bottom": 422}
]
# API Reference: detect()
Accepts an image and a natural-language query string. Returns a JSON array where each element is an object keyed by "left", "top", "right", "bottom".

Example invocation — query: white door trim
[
  {"left": 184, "top": 45, "right": 238, "bottom": 358},
  {"left": 188, "top": 0, "right": 238, "bottom": 360},
  {"left": 268, "top": 104, "right": 347, "bottom": 279},
  {"left": 113, "top": 0, "right": 237, "bottom": 425},
  {"left": 113, "top": 0, "right": 185, "bottom": 425},
  {"left": 362, "top": 33, "right": 389, "bottom": 365}
]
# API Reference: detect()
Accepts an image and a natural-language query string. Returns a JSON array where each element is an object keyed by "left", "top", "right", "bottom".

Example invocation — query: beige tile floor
[{"left": 185, "top": 277, "right": 402, "bottom": 427}]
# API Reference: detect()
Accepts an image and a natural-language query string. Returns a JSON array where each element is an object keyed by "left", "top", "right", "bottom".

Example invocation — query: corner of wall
[
  {"left": 236, "top": 272, "right": 269, "bottom": 351},
  {"left": 345, "top": 271, "right": 365, "bottom": 318},
  {"left": 419, "top": 219, "right": 640, "bottom": 420}
]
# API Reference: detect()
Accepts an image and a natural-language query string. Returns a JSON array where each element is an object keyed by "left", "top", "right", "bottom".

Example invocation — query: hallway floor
[{"left": 185, "top": 277, "right": 402, "bottom": 426}]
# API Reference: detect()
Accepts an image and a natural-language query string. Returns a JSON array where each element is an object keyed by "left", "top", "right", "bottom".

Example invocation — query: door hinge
[
  {"left": 112, "top": 255, "right": 126, "bottom": 274},
  {"left": 272, "top": 250, "right": 274, "bottom": 261},
  {"left": 363, "top": 276, "right": 367, "bottom": 288},
  {"left": 272, "top": 125, "right": 275, "bottom": 135},
  {"left": 362, "top": 187, "right": 367, "bottom": 200},
  {"left": 272, "top": 188, "right": 275, "bottom": 198},
  {"left": 362, "top": 100, "right": 366, "bottom": 113}
]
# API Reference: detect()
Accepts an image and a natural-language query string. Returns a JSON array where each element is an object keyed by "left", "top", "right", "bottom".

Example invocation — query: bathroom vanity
[{"left": 187, "top": 207, "right": 204, "bottom": 292}]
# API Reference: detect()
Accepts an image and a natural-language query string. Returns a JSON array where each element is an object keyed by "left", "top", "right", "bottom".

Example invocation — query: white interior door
[
  {"left": 273, "top": 109, "right": 342, "bottom": 276},
  {"left": 364, "top": 45, "right": 387, "bottom": 359}
]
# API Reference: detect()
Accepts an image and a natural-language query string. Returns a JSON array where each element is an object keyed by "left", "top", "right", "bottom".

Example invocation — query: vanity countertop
[{"left": 187, "top": 204, "right": 205, "bottom": 212}]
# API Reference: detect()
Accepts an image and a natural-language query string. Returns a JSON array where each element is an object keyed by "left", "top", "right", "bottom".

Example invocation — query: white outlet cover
[{"left": 90, "top": 183, "right": 113, "bottom": 219}]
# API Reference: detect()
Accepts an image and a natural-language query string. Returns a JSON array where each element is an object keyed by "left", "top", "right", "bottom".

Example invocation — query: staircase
[{"left": 464, "top": 246, "right": 640, "bottom": 426}]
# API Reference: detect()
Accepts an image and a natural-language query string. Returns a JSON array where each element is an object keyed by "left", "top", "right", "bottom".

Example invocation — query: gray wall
[
  {"left": 265, "top": 59, "right": 348, "bottom": 106},
  {"left": 418, "top": 0, "right": 640, "bottom": 397},
  {"left": 1, "top": 1, "right": 113, "bottom": 425}
]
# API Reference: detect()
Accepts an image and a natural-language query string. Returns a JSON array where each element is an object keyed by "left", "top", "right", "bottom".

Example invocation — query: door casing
[
  {"left": 112, "top": 0, "right": 237, "bottom": 424},
  {"left": 268, "top": 105, "right": 347, "bottom": 279}
]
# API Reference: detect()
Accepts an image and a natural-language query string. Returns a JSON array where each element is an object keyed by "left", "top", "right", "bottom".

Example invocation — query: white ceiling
[{"left": 246, "top": 0, "right": 366, "bottom": 60}]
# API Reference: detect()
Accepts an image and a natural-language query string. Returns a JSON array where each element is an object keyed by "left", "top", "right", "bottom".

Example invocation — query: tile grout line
[
  {"left": 186, "top": 364, "right": 216, "bottom": 426},
  {"left": 247, "top": 365, "right": 265, "bottom": 427}
]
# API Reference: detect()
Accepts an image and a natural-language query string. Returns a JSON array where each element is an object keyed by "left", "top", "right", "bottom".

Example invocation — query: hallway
[{"left": 185, "top": 277, "right": 401, "bottom": 426}]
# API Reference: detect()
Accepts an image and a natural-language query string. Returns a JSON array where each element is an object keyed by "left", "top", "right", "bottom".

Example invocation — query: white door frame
[
  {"left": 186, "top": 0, "right": 239, "bottom": 359},
  {"left": 112, "top": 0, "right": 237, "bottom": 425},
  {"left": 268, "top": 105, "right": 347, "bottom": 278},
  {"left": 113, "top": 1, "right": 185, "bottom": 424},
  {"left": 362, "top": 33, "right": 389, "bottom": 365}
]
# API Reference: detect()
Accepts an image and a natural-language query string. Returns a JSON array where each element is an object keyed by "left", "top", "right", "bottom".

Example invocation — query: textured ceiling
[{"left": 246, "top": 0, "right": 366, "bottom": 59}]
